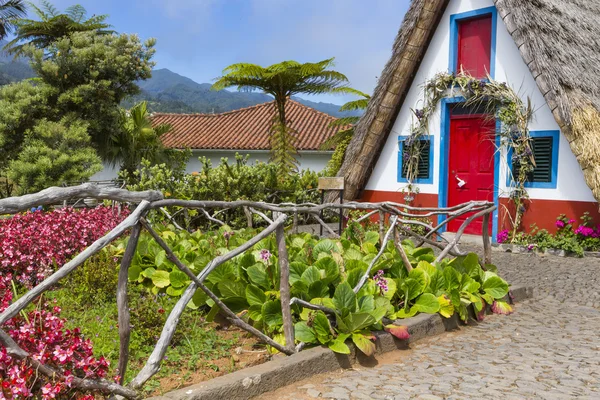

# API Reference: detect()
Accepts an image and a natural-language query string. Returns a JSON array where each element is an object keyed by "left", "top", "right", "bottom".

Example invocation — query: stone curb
[
  {"left": 494, "top": 243, "right": 600, "bottom": 258},
  {"left": 147, "top": 285, "right": 533, "bottom": 400}
]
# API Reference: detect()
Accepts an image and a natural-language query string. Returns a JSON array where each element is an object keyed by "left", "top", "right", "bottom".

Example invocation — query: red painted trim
[
  {"left": 360, "top": 190, "right": 439, "bottom": 224},
  {"left": 499, "top": 198, "right": 600, "bottom": 233}
]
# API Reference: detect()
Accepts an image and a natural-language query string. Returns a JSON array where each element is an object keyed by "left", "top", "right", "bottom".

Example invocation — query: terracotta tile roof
[{"left": 153, "top": 100, "right": 344, "bottom": 151}]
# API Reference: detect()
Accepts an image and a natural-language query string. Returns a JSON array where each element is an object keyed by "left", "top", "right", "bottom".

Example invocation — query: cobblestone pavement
[{"left": 258, "top": 250, "right": 600, "bottom": 400}]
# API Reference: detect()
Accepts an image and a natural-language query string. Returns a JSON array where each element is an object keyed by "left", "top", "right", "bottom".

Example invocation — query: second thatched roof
[{"left": 339, "top": 0, "right": 600, "bottom": 203}]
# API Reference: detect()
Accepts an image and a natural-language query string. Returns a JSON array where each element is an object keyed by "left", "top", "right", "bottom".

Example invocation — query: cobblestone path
[{"left": 258, "top": 249, "right": 600, "bottom": 400}]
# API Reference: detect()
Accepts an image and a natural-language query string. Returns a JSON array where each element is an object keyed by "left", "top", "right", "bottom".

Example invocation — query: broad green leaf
[
  {"left": 239, "top": 253, "right": 256, "bottom": 268},
  {"left": 352, "top": 333, "right": 376, "bottom": 356},
  {"left": 328, "top": 334, "right": 351, "bottom": 354},
  {"left": 342, "top": 312, "right": 376, "bottom": 332},
  {"left": 294, "top": 321, "right": 316, "bottom": 343},
  {"left": 245, "top": 284, "right": 267, "bottom": 306},
  {"left": 485, "top": 264, "right": 499, "bottom": 273},
  {"left": 166, "top": 286, "right": 185, "bottom": 296},
  {"left": 482, "top": 275, "right": 509, "bottom": 299},
  {"left": 358, "top": 295, "right": 375, "bottom": 313},
  {"left": 291, "top": 280, "right": 309, "bottom": 297},
  {"left": 248, "top": 304, "right": 263, "bottom": 321},
  {"left": 218, "top": 280, "right": 246, "bottom": 299},
  {"left": 412, "top": 293, "right": 440, "bottom": 314},
  {"left": 187, "top": 289, "right": 208, "bottom": 309},
  {"left": 361, "top": 242, "right": 378, "bottom": 254},
  {"left": 151, "top": 270, "right": 170, "bottom": 288},
  {"left": 375, "top": 296, "right": 395, "bottom": 318},
  {"left": 429, "top": 271, "right": 446, "bottom": 295},
  {"left": 308, "top": 281, "right": 330, "bottom": 299},
  {"left": 301, "top": 266, "right": 321, "bottom": 286},
  {"left": 222, "top": 297, "right": 248, "bottom": 313},
  {"left": 291, "top": 237, "right": 306, "bottom": 249},
  {"left": 128, "top": 265, "right": 142, "bottom": 282},
  {"left": 315, "top": 257, "right": 339, "bottom": 284},
  {"left": 141, "top": 267, "right": 156, "bottom": 279},
  {"left": 364, "top": 231, "right": 380, "bottom": 245},
  {"left": 346, "top": 268, "right": 363, "bottom": 288},
  {"left": 161, "top": 230, "right": 176, "bottom": 240},
  {"left": 416, "top": 261, "right": 437, "bottom": 277},
  {"left": 289, "top": 262, "right": 308, "bottom": 284},
  {"left": 313, "top": 311, "right": 333, "bottom": 343},
  {"left": 443, "top": 266, "right": 461, "bottom": 291},
  {"left": 344, "top": 248, "right": 365, "bottom": 261},
  {"left": 333, "top": 282, "right": 357, "bottom": 313},
  {"left": 155, "top": 250, "right": 166, "bottom": 267},
  {"left": 383, "top": 277, "right": 397, "bottom": 300},
  {"left": 384, "top": 324, "right": 410, "bottom": 340},
  {"left": 408, "top": 268, "right": 428, "bottom": 293},
  {"left": 262, "top": 300, "right": 283, "bottom": 328},
  {"left": 169, "top": 270, "right": 189, "bottom": 288},
  {"left": 401, "top": 278, "right": 424, "bottom": 302},
  {"left": 395, "top": 307, "right": 418, "bottom": 319},
  {"left": 460, "top": 275, "right": 481, "bottom": 294},
  {"left": 247, "top": 263, "right": 271, "bottom": 289},
  {"left": 310, "top": 297, "right": 336, "bottom": 310},
  {"left": 314, "top": 239, "right": 336, "bottom": 255},
  {"left": 437, "top": 295, "right": 454, "bottom": 318}
]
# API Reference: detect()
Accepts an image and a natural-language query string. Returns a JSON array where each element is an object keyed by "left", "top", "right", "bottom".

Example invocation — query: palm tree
[
  {"left": 321, "top": 89, "right": 370, "bottom": 175},
  {"left": 0, "top": 0, "right": 26, "bottom": 41},
  {"left": 5, "top": 1, "right": 113, "bottom": 56},
  {"left": 212, "top": 58, "right": 352, "bottom": 174},
  {"left": 108, "top": 101, "right": 174, "bottom": 176}
]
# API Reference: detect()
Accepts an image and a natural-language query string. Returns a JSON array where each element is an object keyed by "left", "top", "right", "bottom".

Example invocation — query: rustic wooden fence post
[
  {"left": 116, "top": 223, "right": 142, "bottom": 385},
  {"left": 482, "top": 212, "right": 492, "bottom": 264},
  {"left": 276, "top": 224, "right": 295, "bottom": 352}
]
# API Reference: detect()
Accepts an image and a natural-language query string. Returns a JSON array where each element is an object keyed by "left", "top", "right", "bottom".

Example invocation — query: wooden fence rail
[{"left": 0, "top": 185, "right": 496, "bottom": 399}]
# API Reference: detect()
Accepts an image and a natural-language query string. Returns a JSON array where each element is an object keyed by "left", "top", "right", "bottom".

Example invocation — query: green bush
[{"left": 122, "top": 155, "right": 323, "bottom": 229}]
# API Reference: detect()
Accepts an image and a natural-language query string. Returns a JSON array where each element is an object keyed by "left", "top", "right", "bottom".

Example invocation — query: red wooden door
[
  {"left": 457, "top": 15, "right": 492, "bottom": 78},
  {"left": 447, "top": 116, "right": 495, "bottom": 234}
]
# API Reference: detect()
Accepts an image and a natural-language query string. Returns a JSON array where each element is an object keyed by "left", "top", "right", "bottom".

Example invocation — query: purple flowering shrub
[
  {"left": 0, "top": 206, "right": 130, "bottom": 287},
  {"left": 503, "top": 212, "right": 600, "bottom": 256}
]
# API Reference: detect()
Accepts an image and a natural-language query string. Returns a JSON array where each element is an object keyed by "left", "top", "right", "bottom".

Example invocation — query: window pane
[
  {"left": 401, "top": 139, "right": 430, "bottom": 180},
  {"left": 457, "top": 15, "right": 492, "bottom": 78}
]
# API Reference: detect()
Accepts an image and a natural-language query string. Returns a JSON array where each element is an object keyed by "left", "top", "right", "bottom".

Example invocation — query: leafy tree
[
  {"left": 8, "top": 117, "right": 102, "bottom": 193},
  {"left": 322, "top": 89, "right": 370, "bottom": 176},
  {"left": 108, "top": 101, "right": 178, "bottom": 176},
  {"left": 5, "top": 1, "right": 112, "bottom": 56},
  {"left": 212, "top": 58, "right": 351, "bottom": 174},
  {"left": 0, "top": 31, "right": 155, "bottom": 195},
  {"left": 0, "top": 0, "right": 26, "bottom": 41}
]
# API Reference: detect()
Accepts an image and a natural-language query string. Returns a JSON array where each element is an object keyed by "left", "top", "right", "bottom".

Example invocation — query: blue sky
[{"left": 44, "top": 0, "right": 410, "bottom": 104}]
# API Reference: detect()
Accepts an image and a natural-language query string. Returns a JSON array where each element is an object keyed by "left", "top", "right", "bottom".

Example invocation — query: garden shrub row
[
  {"left": 121, "top": 220, "right": 513, "bottom": 356},
  {"left": 498, "top": 212, "right": 600, "bottom": 256}
]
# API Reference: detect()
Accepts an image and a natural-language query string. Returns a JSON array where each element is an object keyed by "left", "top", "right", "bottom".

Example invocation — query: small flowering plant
[
  {"left": 0, "top": 277, "right": 108, "bottom": 399},
  {"left": 0, "top": 206, "right": 129, "bottom": 287}
]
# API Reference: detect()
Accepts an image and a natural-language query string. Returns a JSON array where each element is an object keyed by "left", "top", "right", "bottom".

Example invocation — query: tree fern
[
  {"left": 212, "top": 58, "right": 356, "bottom": 174},
  {"left": 0, "top": 0, "right": 26, "bottom": 40},
  {"left": 5, "top": 1, "right": 113, "bottom": 56}
]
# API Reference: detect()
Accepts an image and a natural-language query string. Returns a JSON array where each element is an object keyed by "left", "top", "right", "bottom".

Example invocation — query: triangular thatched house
[{"left": 339, "top": 0, "right": 600, "bottom": 239}]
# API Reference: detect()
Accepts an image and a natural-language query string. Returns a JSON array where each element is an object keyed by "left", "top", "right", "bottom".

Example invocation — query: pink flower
[
  {"left": 555, "top": 220, "right": 565, "bottom": 228},
  {"left": 260, "top": 249, "right": 271, "bottom": 261}
]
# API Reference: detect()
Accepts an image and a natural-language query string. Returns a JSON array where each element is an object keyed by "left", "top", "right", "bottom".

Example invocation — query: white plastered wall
[
  {"left": 365, "top": 0, "right": 596, "bottom": 203},
  {"left": 90, "top": 150, "right": 332, "bottom": 181}
]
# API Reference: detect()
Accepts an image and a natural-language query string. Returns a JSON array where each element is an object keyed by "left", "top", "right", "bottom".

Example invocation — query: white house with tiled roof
[{"left": 92, "top": 100, "right": 341, "bottom": 180}]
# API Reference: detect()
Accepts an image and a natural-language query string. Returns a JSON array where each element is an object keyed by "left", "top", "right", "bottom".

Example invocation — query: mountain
[
  {"left": 124, "top": 68, "right": 362, "bottom": 118},
  {"left": 0, "top": 40, "right": 34, "bottom": 85},
  {"left": 0, "top": 54, "right": 362, "bottom": 118}
]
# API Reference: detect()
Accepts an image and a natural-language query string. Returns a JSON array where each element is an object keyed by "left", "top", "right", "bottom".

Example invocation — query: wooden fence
[{"left": 0, "top": 183, "right": 496, "bottom": 399}]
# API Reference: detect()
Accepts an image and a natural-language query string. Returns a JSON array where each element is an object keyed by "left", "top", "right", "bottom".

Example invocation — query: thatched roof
[{"left": 339, "top": 0, "right": 600, "bottom": 203}]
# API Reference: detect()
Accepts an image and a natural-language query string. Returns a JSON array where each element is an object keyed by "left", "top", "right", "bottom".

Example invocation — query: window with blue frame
[
  {"left": 509, "top": 130, "right": 559, "bottom": 189},
  {"left": 398, "top": 135, "right": 433, "bottom": 184}
]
